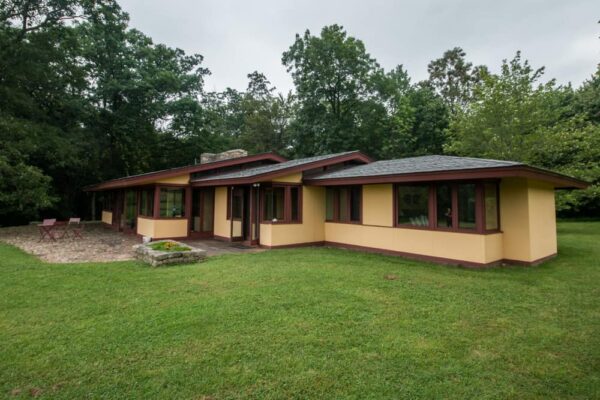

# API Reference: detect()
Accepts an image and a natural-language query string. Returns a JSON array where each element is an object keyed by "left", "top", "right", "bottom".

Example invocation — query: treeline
[{"left": 0, "top": 1, "right": 598, "bottom": 225}]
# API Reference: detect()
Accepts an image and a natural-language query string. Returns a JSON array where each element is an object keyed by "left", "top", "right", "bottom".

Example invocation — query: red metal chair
[
  {"left": 38, "top": 219, "right": 57, "bottom": 241},
  {"left": 68, "top": 218, "right": 84, "bottom": 239}
]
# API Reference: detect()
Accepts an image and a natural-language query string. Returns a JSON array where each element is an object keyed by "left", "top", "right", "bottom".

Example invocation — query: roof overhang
[
  {"left": 85, "top": 152, "right": 287, "bottom": 191},
  {"left": 304, "top": 165, "right": 589, "bottom": 189},
  {"left": 191, "top": 151, "right": 373, "bottom": 187}
]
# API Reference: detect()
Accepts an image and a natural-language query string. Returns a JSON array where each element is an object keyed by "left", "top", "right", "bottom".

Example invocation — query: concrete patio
[{"left": 0, "top": 222, "right": 261, "bottom": 263}]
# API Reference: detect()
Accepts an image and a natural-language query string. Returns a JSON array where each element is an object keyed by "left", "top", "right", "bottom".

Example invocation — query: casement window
[
  {"left": 159, "top": 188, "right": 185, "bottom": 218},
  {"left": 138, "top": 189, "right": 154, "bottom": 217},
  {"left": 325, "top": 186, "right": 362, "bottom": 223},
  {"left": 394, "top": 181, "right": 500, "bottom": 233},
  {"left": 102, "top": 192, "right": 113, "bottom": 211},
  {"left": 396, "top": 185, "right": 430, "bottom": 227},
  {"left": 261, "top": 184, "right": 302, "bottom": 223}
]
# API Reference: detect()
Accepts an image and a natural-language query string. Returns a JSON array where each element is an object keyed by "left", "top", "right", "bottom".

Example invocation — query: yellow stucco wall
[
  {"left": 136, "top": 217, "right": 188, "bottom": 239},
  {"left": 528, "top": 181, "right": 557, "bottom": 260},
  {"left": 136, "top": 217, "right": 154, "bottom": 237},
  {"left": 325, "top": 223, "right": 497, "bottom": 264},
  {"left": 155, "top": 174, "right": 189, "bottom": 185},
  {"left": 362, "top": 184, "right": 394, "bottom": 227},
  {"left": 260, "top": 186, "right": 326, "bottom": 247},
  {"left": 500, "top": 178, "right": 557, "bottom": 262},
  {"left": 213, "top": 186, "right": 231, "bottom": 238},
  {"left": 101, "top": 211, "right": 113, "bottom": 225},
  {"left": 272, "top": 172, "right": 303, "bottom": 183}
]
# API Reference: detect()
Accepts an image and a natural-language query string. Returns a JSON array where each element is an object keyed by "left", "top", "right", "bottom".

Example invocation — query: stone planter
[{"left": 133, "top": 240, "right": 207, "bottom": 267}]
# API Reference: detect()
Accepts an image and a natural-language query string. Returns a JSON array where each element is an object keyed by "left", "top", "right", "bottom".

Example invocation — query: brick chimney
[{"left": 200, "top": 149, "right": 248, "bottom": 164}]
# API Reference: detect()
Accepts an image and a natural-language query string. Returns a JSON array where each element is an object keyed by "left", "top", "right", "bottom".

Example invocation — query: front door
[{"left": 190, "top": 188, "right": 215, "bottom": 238}]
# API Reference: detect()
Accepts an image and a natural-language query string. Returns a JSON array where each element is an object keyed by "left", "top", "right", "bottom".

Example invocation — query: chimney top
[{"left": 200, "top": 149, "right": 248, "bottom": 164}]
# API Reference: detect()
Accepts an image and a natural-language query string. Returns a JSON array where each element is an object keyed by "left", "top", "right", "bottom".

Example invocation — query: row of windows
[
  {"left": 106, "top": 182, "right": 499, "bottom": 233},
  {"left": 325, "top": 182, "right": 499, "bottom": 232},
  {"left": 228, "top": 185, "right": 301, "bottom": 223}
]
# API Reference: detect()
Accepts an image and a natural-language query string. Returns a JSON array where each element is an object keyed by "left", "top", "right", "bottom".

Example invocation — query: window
[
  {"left": 394, "top": 181, "right": 499, "bottom": 233},
  {"left": 160, "top": 188, "right": 185, "bottom": 218},
  {"left": 124, "top": 190, "right": 137, "bottom": 228},
  {"left": 231, "top": 188, "right": 244, "bottom": 219},
  {"left": 263, "top": 187, "right": 285, "bottom": 221},
  {"left": 139, "top": 189, "right": 154, "bottom": 217},
  {"left": 396, "top": 185, "right": 429, "bottom": 227},
  {"left": 458, "top": 184, "right": 476, "bottom": 229},
  {"left": 436, "top": 184, "right": 453, "bottom": 228},
  {"left": 261, "top": 185, "right": 302, "bottom": 223},
  {"left": 325, "top": 186, "right": 361, "bottom": 223},
  {"left": 290, "top": 186, "right": 300, "bottom": 222},
  {"left": 484, "top": 183, "right": 499, "bottom": 230},
  {"left": 102, "top": 192, "right": 113, "bottom": 211}
]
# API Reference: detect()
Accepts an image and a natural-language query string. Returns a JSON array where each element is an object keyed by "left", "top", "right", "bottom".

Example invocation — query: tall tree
[
  {"left": 427, "top": 47, "right": 486, "bottom": 113},
  {"left": 282, "top": 24, "right": 383, "bottom": 156},
  {"left": 445, "top": 52, "right": 569, "bottom": 160}
]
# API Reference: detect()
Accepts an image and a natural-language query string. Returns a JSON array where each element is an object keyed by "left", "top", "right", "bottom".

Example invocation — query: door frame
[{"left": 189, "top": 187, "right": 215, "bottom": 239}]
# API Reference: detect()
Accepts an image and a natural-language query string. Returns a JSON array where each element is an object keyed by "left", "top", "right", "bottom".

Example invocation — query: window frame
[
  {"left": 260, "top": 183, "right": 303, "bottom": 224},
  {"left": 138, "top": 187, "right": 155, "bottom": 217},
  {"left": 393, "top": 181, "right": 500, "bottom": 234},
  {"left": 325, "top": 185, "right": 362, "bottom": 224},
  {"left": 157, "top": 186, "right": 187, "bottom": 219}
]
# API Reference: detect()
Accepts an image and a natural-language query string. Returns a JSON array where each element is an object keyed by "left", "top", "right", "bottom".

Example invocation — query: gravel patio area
[{"left": 0, "top": 222, "right": 261, "bottom": 263}]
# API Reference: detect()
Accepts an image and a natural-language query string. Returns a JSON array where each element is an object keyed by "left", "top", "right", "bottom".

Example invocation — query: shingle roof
[
  {"left": 192, "top": 151, "right": 362, "bottom": 182},
  {"left": 309, "top": 155, "right": 523, "bottom": 180},
  {"left": 85, "top": 152, "right": 287, "bottom": 190}
]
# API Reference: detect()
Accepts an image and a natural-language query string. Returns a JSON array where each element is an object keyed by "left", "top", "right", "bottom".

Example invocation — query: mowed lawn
[{"left": 1, "top": 223, "right": 599, "bottom": 399}]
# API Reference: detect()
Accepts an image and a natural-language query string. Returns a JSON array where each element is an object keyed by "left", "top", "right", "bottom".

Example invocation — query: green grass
[{"left": 1, "top": 222, "right": 599, "bottom": 399}]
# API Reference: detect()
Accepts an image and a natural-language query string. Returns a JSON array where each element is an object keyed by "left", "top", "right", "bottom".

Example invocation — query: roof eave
[
  {"left": 191, "top": 151, "right": 372, "bottom": 187},
  {"left": 84, "top": 152, "right": 288, "bottom": 191},
  {"left": 303, "top": 165, "right": 589, "bottom": 189}
]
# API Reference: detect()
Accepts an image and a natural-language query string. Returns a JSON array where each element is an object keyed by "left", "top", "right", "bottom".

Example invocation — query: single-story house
[{"left": 85, "top": 149, "right": 588, "bottom": 267}]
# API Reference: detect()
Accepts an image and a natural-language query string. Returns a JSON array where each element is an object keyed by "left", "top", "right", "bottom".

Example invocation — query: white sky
[{"left": 119, "top": 0, "right": 599, "bottom": 93}]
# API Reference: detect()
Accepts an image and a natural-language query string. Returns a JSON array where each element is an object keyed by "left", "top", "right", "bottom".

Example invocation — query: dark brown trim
[
  {"left": 260, "top": 241, "right": 325, "bottom": 249},
  {"left": 322, "top": 241, "right": 556, "bottom": 268},
  {"left": 85, "top": 153, "right": 287, "bottom": 191},
  {"left": 305, "top": 165, "right": 588, "bottom": 189},
  {"left": 191, "top": 152, "right": 372, "bottom": 187},
  {"left": 502, "top": 253, "right": 557, "bottom": 266},
  {"left": 256, "top": 240, "right": 555, "bottom": 267}
]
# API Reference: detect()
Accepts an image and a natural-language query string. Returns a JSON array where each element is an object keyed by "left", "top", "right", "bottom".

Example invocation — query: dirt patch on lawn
[{"left": 0, "top": 223, "right": 139, "bottom": 263}]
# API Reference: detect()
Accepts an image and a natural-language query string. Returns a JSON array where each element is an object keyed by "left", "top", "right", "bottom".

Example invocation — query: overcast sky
[{"left": 119, "top": 0, "right": 599, "bottom": 93}]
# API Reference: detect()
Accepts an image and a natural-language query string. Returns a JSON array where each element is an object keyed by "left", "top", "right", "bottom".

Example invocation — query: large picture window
[
  {"left": 395, "top": 181, "right": 500, "bottom": 233},
  {"left": 263, "top": 187, "right": 285, "bottom": 221},
  {"left": 160, "top": 188, "right": 185, "bottom": 218},
  {"left": 261, "top": 184, "right": 302, "bottom": 223},
  {"left": 396, "top": 185, "right": 429, "bottom": 227},
  {"left": 139, "top": 188, "right": 154, "bottom": 217},
  {"left": 325, "top": 186, "right": 361, "bottom": 223},
  {"left": 458, "top": 184, "right": 476, "bottom": 230}
]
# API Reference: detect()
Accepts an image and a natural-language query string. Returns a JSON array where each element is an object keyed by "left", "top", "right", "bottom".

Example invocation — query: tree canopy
[{"left": 0, "top": 2, "right": 598, "bottom": 224}]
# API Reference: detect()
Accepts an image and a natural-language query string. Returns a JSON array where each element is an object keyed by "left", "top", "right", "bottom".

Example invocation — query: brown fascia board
[
  {"left": 85, "top": 152, "right": 288, "bottom": 191},
  {"left": 303, "top": 165, "right": 589, "bottom": 189},
  {"left": 191, "top": 151, "right": 373, "bottom": 187}
]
